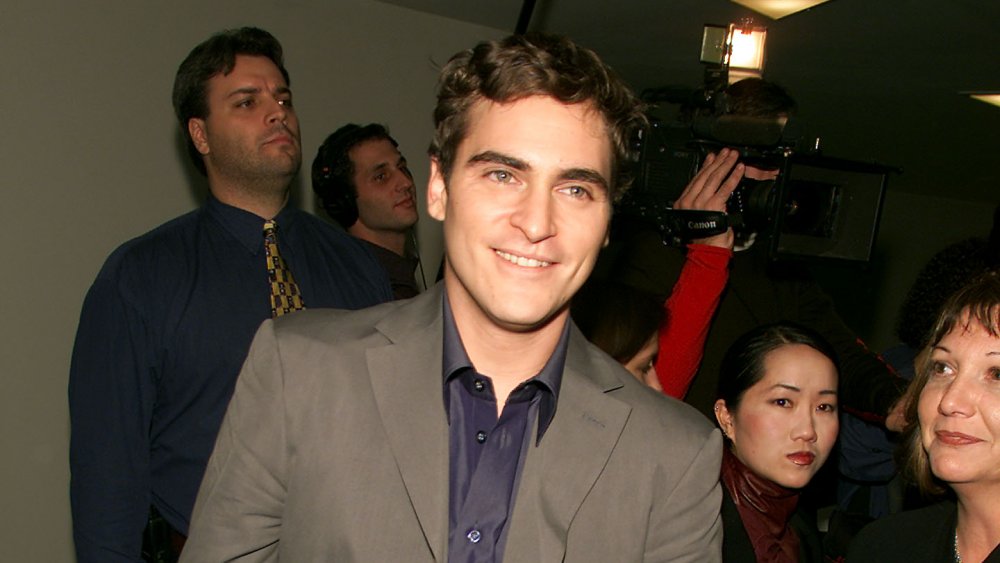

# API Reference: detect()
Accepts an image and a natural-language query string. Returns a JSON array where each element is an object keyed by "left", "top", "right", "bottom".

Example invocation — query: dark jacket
[{"left": 848, "top": 501, "right": 1000, "bottom": 563}]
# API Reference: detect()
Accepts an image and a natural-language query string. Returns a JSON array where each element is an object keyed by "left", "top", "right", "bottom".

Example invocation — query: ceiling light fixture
[
  {"left": 965, "top": 92, "right": 1000, "bottom": 109},
  {"left": 729, "top": 0, "right": 832, "bottom": 20}
]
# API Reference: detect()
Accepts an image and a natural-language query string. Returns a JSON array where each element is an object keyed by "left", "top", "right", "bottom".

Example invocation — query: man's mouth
[
  {"left": 263, "top": 126, "right": 296, "bottom": 146},
  {"left": 495, "top": 250, "right": 551, "bottom": 268},
  {"left": 264, "top": 134, "right": 293, "bottom": 146}
]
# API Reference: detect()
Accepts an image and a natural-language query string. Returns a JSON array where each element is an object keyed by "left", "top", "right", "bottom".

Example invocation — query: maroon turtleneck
[{"left": 721, "top": 447, "right": 801, "bottom": 563}]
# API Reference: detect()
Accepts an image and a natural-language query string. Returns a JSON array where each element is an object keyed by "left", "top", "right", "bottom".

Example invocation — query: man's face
[
  {"left": 349, "top": 138, "right": 418, "bottom": 233},
  {"left": 427, "top": 95, "right": 612, "bottom": 334},
  {"left": 189, "top": 55, "right": 301, "bottom": 189}
]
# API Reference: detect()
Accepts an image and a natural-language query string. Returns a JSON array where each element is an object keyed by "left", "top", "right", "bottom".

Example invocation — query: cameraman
[{"left": 615, "top": 78, "right": 907, "bottom": 431}]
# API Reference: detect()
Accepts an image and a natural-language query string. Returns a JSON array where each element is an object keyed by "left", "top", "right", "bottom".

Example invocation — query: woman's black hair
[
  {"left": 572, "top": 279, "right": 664, "bottom": 364},
  {"left": 717, "top": 321, "right": 839, "bottom": 411}
]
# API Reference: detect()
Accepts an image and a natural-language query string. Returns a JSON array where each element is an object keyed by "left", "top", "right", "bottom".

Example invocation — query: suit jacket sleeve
[
  {"left": 181, "top": 320, "right": 287, "bottom": 562},
  {"left": 646, "top": 426, "right": 723, "bottom": 562}
]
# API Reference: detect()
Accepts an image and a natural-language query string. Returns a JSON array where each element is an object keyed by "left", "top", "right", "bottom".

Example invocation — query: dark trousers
[{"left": 142, "top": 506, "right": 185, "bottom": 563}]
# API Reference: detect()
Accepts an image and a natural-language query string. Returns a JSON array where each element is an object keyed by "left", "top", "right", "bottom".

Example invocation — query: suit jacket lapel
[
  {"left": 368, "top": 287, "right": 449, "bottom": 562},
  {"left": 505, "top": 324, "right": 631, "bottom": 562}
]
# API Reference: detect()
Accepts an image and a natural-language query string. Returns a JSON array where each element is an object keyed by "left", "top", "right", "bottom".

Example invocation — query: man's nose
[{"left": 509, "top": 186, "right": 555, "bottom": 244}]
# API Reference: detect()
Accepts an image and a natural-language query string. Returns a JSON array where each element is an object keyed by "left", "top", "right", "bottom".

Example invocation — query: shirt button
[
  {"left": 474, "top": 379, "right": 486, "bottom": 392},
  {"left": 467, "top": 529, "right": 482, "bottom": 543},
  {"left": 476, "top": 430, "right": 487, "bottom": 444}
]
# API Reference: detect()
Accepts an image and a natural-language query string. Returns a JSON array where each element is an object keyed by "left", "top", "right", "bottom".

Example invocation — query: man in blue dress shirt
[{"left": 68, "top": 27, "right": 392, "bottom": 562}]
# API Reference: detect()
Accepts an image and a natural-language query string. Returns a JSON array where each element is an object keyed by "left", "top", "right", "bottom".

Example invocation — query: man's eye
[
  {"left": 560, "top": 185, "right": 592, "bottom": 199},
  {"left": 237, "top": 99, "right": 254, "bottom": 108},
  {"left": 278, "top": 98, "right": 293, "bottom": 108},
  {"left": 488, "top": 170, "right": 515, "bottom": 183}
]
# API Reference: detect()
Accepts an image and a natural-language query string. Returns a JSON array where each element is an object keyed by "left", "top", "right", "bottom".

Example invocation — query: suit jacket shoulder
[
  {"left": 503, "top": 328, "right": 723, "bottom": 562},
  {"left": 184, "top": 289, "right": 447, "bottom": 562}
]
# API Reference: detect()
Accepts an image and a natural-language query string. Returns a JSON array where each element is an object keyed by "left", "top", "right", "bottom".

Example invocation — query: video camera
[{"left": 617, "top": 110, "right": 896, "bottom": 263}]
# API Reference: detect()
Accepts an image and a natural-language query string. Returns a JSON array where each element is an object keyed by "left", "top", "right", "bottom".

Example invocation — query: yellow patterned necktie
[{"left": 263, "top": 220, "right": 306, "bottom": 317}]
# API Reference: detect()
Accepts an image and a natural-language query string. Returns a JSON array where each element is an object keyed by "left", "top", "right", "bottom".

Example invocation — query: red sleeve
[{"left": 656, "top": 244, "right": 732, "bottom": 399}]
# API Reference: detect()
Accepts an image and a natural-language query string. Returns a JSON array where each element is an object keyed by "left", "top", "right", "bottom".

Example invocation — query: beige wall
[
  {"left": 1, "top": 1, "right": 994, "bottom": 560},
  {"left": 0, "top": 1, "right": 501, "bottom": 559}
]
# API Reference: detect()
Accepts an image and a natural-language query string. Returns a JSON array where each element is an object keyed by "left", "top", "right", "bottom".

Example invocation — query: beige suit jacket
[{"left": 182, "top": 285, "right": 722, "bottom": 562}]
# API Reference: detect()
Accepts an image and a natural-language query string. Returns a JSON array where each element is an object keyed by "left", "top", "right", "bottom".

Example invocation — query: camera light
[
  {"left": 729, "top": 24, "right": 767, "bottom": 72},
  {"left": 700, "top": 22, "right": 767, "bottom": 83}
]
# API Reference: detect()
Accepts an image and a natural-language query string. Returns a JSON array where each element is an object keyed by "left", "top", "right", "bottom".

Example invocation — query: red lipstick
[
  {"left": 787, "top": 452, "right": 815, "bottom": 466},
  {"left": 936, "top": 431, "right": 982, "bottom": 446}
]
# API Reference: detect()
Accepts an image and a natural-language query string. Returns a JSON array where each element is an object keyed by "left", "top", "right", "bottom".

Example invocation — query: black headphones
[{"left": 311, "top": 124, "right": 363, "bottom": 229}]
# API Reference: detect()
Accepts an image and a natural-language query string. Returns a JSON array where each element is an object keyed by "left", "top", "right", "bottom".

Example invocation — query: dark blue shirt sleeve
[{"left": 69, "top": 275, "right": 155, "bottom": 563}]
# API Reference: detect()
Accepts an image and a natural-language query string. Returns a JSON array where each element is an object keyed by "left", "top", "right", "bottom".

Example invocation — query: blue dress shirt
[{"left": 442, "top": 295, "right": 568, "bottom": 563}]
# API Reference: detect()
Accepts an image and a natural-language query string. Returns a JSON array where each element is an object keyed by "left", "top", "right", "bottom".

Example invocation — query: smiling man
[
  {"left": 181, "top": 33, "right": 722, "bottom": 563},
  {"left": 312, "top": 123, "right": 421, "bottom": 299},
  {"left": 68, "top": 28, "right": 391, "bottom": 563}
]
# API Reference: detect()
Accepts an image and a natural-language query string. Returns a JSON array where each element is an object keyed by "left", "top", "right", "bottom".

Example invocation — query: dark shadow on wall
[{"left": 805, "top": 251, "right": 886, "bottom": 347}]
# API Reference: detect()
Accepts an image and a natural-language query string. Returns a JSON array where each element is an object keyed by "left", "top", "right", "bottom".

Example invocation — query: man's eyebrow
[
  {"left": 467, "top": 151, "right": 529, "bottom": 171},
  {"left": 225, "top": 85, "right": 292, "bottom": 98},
  {"left": 467, "top": 151, "right": 609, "bottom": 191},
  {"left": 367, "top": 161, "right": 390, "bottom": 174},
  {"left": 225, "top": 86, "right": 261, "bottom": 99},
  {"left": 559, "top": 167, "right": 609, "bottom": 192}
]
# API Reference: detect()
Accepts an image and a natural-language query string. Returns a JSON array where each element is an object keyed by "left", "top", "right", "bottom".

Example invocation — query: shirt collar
[
  {"left": 441, "top": 291, "right": 568, "bottom": 441},
  {"left": 205, "top": 195, "right": 299, "bottom": 255}
]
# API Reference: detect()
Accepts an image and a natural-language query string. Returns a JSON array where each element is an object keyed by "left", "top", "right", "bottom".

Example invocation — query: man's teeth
[{"left": 496, "top": 250, "right": 550, "bottom": 268}]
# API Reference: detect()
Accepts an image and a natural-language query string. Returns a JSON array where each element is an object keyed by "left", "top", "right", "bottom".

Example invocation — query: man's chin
[{"left": 485, "top": 304, "right": 569, "bottom": 335}]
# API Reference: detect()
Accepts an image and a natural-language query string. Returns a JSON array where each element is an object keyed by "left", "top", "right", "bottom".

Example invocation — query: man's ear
[
  {"left": 188, "top": 118, "right": 210, "bottom": 156},
  {"left": 714, "top": 399, "right": 736, "bottom": 442},
  {"left": 426, "top": 158, "right": 448, "bottom": 222}
]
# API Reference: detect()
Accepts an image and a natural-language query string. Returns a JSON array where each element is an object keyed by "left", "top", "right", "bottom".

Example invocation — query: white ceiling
[{"left": 381, "top": 0, "right": 999, "bottom": 203}]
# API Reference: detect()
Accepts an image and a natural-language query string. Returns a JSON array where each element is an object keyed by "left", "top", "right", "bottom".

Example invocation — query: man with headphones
[{"left": 312, "top": 123, "right": 422, "bottom": 299}]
